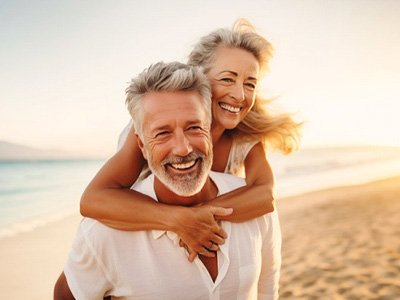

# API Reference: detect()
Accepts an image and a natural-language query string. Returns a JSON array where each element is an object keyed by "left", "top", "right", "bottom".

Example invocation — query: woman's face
[{"left": 207, "top": 45, "right": 260, "bottom": 130}]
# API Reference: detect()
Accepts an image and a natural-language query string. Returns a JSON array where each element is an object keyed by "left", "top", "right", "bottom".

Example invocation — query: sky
[{"left": 1, "top": 0, "right": 400, "bottom": 157}]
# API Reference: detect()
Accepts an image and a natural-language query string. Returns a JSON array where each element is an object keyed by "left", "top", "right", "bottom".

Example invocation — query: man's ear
[{"left": 135, "top": 133, "right": 147, "bottom": 160}]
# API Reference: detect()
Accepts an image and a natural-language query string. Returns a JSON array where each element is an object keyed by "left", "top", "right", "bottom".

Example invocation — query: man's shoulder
[
  {"left": 131, "top": 174, "right": 156, "bottom": 199},
  {"left": 78, "top": 217, "right": 142, "bottom": 242},
  {"left": 78, "top": 217, "right": 114, "bottom": 238},
  {"left": 209, "top": 171, "right": 246, "bottom": 195}
]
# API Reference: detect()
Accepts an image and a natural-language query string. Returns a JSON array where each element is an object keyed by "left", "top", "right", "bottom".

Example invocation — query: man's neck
[{"left": 154, "top": 175, "right": 218, "bottom": 206}]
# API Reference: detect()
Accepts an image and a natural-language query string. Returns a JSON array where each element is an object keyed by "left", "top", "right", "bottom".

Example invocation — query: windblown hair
[
  {"left": 188, "top": 19, "right": 301, "bottom": 153},
  {"left": 126, "top": 62, "right": 212, "bottom": 139}
]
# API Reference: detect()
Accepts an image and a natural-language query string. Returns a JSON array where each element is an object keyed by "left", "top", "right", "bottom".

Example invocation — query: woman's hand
[{"left": 171, "top": 205, "right": 233, "bottom": 262}]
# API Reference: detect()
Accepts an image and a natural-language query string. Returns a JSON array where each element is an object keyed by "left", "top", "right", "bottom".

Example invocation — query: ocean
[
  {"left": 1, "top": 146, "right": 400, "bottom": 238},
  {"left": 0, "top": 159, "right": 104, "bottom": 237},
  {"left": 270, "top": 146, "right": 400, "bottom": 198}
]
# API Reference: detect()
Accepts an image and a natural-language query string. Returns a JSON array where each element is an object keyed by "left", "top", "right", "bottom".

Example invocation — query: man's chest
[{"left": 103, "top": 223, "right": 263, "bottom": 299}]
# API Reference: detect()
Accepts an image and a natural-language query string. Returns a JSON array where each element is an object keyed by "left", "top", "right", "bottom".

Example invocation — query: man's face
[{"left": 138, "top": 91, "right": 212, "bottom": 196}]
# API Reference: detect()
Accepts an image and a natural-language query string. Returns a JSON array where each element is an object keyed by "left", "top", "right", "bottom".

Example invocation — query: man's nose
[{"left": 172, "top": 130, "right": 192, "bottom": 156}]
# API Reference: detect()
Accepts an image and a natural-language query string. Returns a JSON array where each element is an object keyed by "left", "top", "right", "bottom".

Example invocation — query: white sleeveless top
[
  {"left": 117, "top": 120, "right": 133, "bottom": 151},
  {"left": 224, "top": 138, "right": 258, "bottom": 177},
  {"left": 118, "top": 120, "right": 258, "bottom": 178}
]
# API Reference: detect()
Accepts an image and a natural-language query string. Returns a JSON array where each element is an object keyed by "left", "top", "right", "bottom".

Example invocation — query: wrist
[{"left": 164, "top": 205, "right": 189, "bottom": 233}]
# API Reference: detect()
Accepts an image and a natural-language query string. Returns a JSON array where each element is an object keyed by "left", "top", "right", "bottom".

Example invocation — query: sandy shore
[
  {"left": 278, "top": 176, "right": 400, "bottom": 299},
  {"left": 0, "top": 214, "right": 82, "bottom": 300},
  {"left": 1, "top": 176, "right": 399, "bottom": 299}
]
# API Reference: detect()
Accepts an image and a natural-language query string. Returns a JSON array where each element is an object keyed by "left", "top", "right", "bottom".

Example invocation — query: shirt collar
[
  {"left": 139, "top": 172, "right": 225, "bottom": 245},
  {"left": 151, "top": 230, "right": 179, "bottom": 245}
]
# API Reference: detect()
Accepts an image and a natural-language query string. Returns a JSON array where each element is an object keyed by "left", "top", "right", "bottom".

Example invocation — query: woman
[{"left": 80, "top": 19, "right": 300, "bottom": 261}]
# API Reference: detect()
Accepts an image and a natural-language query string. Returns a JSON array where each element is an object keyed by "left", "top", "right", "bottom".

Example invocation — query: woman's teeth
[
  {"left": 171, "top": 160, "right": 196, "bottom": 170},
  {"left": 220, "top": 103, "right": 241, "bottom": 113}
]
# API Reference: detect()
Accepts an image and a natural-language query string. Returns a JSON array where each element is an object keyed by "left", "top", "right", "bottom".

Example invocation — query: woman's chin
[
  {"left": 212, "top": 112, "right": 242, "bottom": 130},
  {"left": 221, "top": 120, "right": 240, "bottom": 130}
]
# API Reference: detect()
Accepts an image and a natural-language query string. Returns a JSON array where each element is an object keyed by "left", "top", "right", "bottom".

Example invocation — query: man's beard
[{"left": 146, "top": 149, "right": 212, "bottom": 197}]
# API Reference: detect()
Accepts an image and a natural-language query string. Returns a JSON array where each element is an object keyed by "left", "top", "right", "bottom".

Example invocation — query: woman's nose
[{"left": 230, "top": 83, "right": 245, "bottom": 102}]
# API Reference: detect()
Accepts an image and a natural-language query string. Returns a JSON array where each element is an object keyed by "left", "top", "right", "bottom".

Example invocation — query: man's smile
[{"left": 166, "top": 158, "right": 200, "bottom": 173}]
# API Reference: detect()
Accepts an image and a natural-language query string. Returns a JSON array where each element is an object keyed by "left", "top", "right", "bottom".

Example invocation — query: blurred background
[
  {"left": 2, "top": 0, "right": 400, "bottom": 230},
  {"left": 1, "top": 0, "right": 399, "bottom": 157}
]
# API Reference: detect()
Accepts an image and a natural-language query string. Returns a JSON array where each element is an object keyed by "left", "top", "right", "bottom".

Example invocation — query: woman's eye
[
  {"left": 245, "top": 83, "right": 256, "bottom": 90},
  {"left": 221, "top": 78, "right": 234, "bottom": 83}
]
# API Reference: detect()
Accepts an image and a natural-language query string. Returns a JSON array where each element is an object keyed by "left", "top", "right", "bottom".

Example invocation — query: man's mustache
[{"left": 162, "top": 151, "right": 205, "bottom": 165}]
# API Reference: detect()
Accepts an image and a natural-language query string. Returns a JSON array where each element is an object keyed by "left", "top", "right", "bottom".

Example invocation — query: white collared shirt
[{"left": 64, "top": 172, "right": 281, "bottom": 299}]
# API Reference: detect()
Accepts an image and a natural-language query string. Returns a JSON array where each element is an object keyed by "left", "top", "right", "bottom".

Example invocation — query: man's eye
[
  {"left": 155, "top": 131, "right": 170, "bottom": 138},
  {"left": 188, "top": 126, "right": 202, "bottom": 131}
]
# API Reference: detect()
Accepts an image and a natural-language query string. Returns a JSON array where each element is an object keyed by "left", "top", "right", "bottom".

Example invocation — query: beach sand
[
  {"left": 278, "top": 176, "right": 400, "bottom": 299},
  {"left": 0, "top": 214, "right": 82, "bottom": 300},
  {"left": 1, "top": 176, "right": 399, "bottom": 299}
]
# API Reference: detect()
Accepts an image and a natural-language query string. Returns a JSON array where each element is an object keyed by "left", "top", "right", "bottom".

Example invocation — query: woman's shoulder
[
  {"left": 224, "top": 136, "right": 260, "bottom": 177},
  {"left": 231, "top": 136, "right": 260, "bottom": 155},
  {"left": 117, "top": 120, "right": 134, "bottom": 150}
]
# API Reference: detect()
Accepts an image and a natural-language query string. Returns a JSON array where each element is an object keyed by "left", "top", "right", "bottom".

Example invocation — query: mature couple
[{"left": 55, "top": 19, "right": 300, "bottom": 299}]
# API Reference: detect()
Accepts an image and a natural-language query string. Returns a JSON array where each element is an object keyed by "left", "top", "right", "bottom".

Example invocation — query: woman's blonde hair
[{"left": 188, "top": 19, "right": 301, "bottom": 153}]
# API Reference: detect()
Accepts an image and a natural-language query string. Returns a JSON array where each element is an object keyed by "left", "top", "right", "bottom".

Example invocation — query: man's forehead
[
  {"left": 143, "top": 91, "right": 204, "bottom": 112},
  {"left": 141, "top": 91, "right": 207, "bottom": 129}
]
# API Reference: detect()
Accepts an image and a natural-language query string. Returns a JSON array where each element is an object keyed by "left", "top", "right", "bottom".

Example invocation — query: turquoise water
[
  {"left": 269, "top": 146, "right": 400, "bottom": 197},
  {"left": 0, "top": 159, "right": 104, "bottom": 236},
  {"left": 1, "top": 146, "right": 400, "bottom": 237}
]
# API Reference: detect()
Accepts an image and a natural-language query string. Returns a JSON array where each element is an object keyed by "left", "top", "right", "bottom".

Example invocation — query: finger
[
  {"left": 188, "top": 252, "right": 197, "bottom": 262},
  {"left": 206, "top": 242, "right": 219, "bottom": 252},
  {"left": 202, "top": 251, "right": 216, "bottom": 258},
  {"left": 209, "top": 206, "right": 233, "bottom": 217},
  {"left": 199, "top": 248, "right": 215, "bottom": 258},
  {"left": 210, "top": 235, "right": 226, "bottom": 246},
  {"left": 212, "top": 226, "right": 228, "bottom": 239}
]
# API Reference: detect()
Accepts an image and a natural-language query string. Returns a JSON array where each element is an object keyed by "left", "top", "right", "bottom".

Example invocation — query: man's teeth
[
  {"left": 171, "top": 160, "right": 196, "bottom": 170},
  {"left": 220, "top": 103, "right": 241, "bottom": 113}
]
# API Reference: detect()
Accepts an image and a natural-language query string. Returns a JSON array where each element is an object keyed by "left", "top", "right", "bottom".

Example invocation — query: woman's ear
[{"left": 135, "top": 134, "right": 147, "bottom": 160}]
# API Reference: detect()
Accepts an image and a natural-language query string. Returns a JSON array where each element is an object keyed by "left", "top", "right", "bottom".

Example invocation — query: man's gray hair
[{"left": 126, "top": 61, "right": 212, "bottom": 138}]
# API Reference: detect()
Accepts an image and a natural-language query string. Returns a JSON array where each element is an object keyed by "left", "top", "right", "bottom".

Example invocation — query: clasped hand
[{"left": 173, "top": 205, "right": 233, "bottom": 262}]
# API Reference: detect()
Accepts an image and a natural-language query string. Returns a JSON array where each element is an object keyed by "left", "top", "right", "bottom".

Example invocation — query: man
[{"left": 54, "top": 62, "right": 281, "bottom": 299}]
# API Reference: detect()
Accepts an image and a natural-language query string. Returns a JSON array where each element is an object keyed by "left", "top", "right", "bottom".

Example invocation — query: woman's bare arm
[
  {"left": 80, "top": 126, "right": 231, "bottom": 256},
  {"left": 80, "top": 127, "right": 150, "bottom": 225},
  {"left": 208, "top": 142, "right": 275, "bottom": 222}
]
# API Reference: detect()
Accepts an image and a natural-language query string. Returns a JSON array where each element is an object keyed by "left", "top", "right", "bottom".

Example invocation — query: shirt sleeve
[
  {"left": 257, "top": 211, "right": 282, "bottom": 300},
  {"left": 64, "top": 220, "right": 114, "bottom": 299}
]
